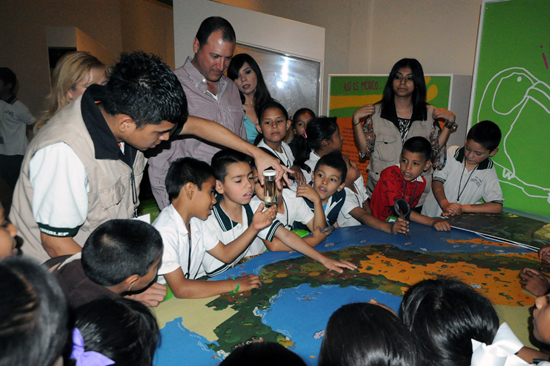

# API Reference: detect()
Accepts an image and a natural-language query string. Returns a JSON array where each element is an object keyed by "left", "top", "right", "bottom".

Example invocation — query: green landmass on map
[{"left": 204, "top": 244, "right": 539, "bottom": 355}]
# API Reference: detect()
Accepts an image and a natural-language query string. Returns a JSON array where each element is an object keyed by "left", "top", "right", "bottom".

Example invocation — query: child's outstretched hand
[
  {"left": 296, "top": 184, "right": 321, "bottom": 204},
  {"left": 539, "top": 247, "right": 550, "bottom": 264},
  {"left": 251, "top": 203, "right": 277, "bottom": 231},
  {"left": 319, "top": 256, "right": 357, "bottom": 273},
  {"left": 235, "top": 274, "right": 262, "bottom": 293},
  {"left": 391, "top": 217, "right": 409, "bottom": 235},
  {"left": 432, "top": 219, "right": 451, "bottom": 231},
  {"left": 125, "top": 282, "right": 167, "bottom": 307},
  {"left": 519, "top": 268, "right": 550, "bottom": 296}
]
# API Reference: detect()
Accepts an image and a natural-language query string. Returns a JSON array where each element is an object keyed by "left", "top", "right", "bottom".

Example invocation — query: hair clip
[
  {"left": 302, "top": 131, "right": 307, "bottom": 139},
  {"left": 71, "top": 328, "right": 115, "bottom": 366}
]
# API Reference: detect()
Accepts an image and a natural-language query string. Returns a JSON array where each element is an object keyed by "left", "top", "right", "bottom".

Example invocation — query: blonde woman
[{"left": 35, "top": 51, "right": 106, "bottom": 132}]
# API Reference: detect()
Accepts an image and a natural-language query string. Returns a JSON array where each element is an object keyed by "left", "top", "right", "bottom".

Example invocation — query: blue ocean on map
[{"left": 255, "top": 283, "right": 402, "bottom": 365}]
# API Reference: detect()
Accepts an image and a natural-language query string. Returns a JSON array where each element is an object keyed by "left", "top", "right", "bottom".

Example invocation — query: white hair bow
[{"left": 471, "top": 322, "right": 527, "bottom": 366}]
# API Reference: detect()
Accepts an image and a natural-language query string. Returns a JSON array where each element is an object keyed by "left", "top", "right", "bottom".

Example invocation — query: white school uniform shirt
[
  {"left": 333, "top": 188, "right": 363, "bottom": 227},
  {"left": 301, "top": 151, "right": 320, "bottom": 184},
  {"left": 251, "top": 189, "right": 315, "bottom": 231},
  {"left": 201, "top": 201, "right": 267, "bottom": 277},
  {"left": 421, "top": 146, "right": 504, "bottom": 218},
  {"left": 153, "top": 204, "right": 219, "bottom": 283},
  {"left": 258, "top": 139, "right": 298, "bottom": 191},
  {"left": 0, "top": 96, "right": 35, "bottom": 155}
]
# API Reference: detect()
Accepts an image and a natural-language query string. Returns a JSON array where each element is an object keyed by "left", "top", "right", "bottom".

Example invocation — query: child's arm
[
  {"left": 274, "top": 226, "right": 357, "bottom": 273},
  {"left": 164, "top": 267, "right": 261, "bottom": 299},
  {"left": 290, "top": 165, "right": 307, "bottom": 185},
  {"left": 461, "top": 202, "right": 503, "bottom": 214},
  {"left": 349, "top": 207, "right": 409, "bottom": 235},
  {"left": 296, "top": 184, "right": 326, "bottom": 231},
  {"left": 207, "top": 204, "right": 276, "bottom": 263},
  {"left": 432, "top": 180, "right": 463, "bottom": 216},
  {"left": 125, "top": 282, "right": 167, "bottom": 307},
  {"left": 263, "top": 227, "right": 331, "bottom": 251},
  {"left": 410, "top": 211, "right": 451, "bottom": 231}
]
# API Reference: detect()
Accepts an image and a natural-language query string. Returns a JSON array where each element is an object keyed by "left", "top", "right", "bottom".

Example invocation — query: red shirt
[{"left": 370, "top": 165, "right": 426, "bottom": 221}]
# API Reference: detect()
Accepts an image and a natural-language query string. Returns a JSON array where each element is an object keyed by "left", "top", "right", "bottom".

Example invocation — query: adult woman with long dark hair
[
  {"left": 227, "top": 53, "right": 273, "bottom": 144},
  {"left": 352, "top": 58, "right": 457, "bottom": 203}
]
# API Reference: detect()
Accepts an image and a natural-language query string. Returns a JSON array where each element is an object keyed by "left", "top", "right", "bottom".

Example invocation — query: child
[
  {"left": 250, "top": 163, "right": 331, "bottom": 251},
  {"left": 422, "top": 120, "right": 503, "bottom": 217},
  {"left": 0, "top": 67, "right": 35, "bottom": 190},
  {"left": 220, "top": 342, "right": 306, "bottom": 366},
  {"left": 288, "top": 107, "right": 315, "bottom": 156},
  {"left": 399, "top": 277, "right": 547, "bottom": 366},
  {"left": 70, "top": 298, "right": 159, "bottom": 366},
  {"left": 47, "top": 219, "right": 166, "bottom": 310},
  {"left": 154, "top": 157, "right": 274, "bottom": 298},
  {"left": 304, "top": 152, "right": 408, "bottom": 235},
  {"left": 256, "top": 101, "right": 306, "bottom": 186},
  {"left": 200, "top": 150, "right": 356, "bottom": 277},
  {"left": 294, "top": 117, "right": 343, "bottom": 184},
  {"left": 342, "top": 154, "right": 370, "bottom": 214},
  {"left": 319, "top": 303, "right": 418, "bottom": 366},
  {"left": 0, "top": 256, "right": 68, "bottom": 366},
  {"left": 520, "top": 245, "right": 550, "bottom": 296},
  {"left": 0, "top": 201, "right": 18, "bottom": 258},
  {"left": 370, "top": 137, "right": 451, "bottom": 231}
]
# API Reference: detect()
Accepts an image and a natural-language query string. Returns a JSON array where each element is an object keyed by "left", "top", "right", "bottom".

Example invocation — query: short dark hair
[
  {"left": 0, "top": 256, "right": 68, "bottom": 366},
  {"left": 402, "top": 136, "right": 432, "bottom": 163},
  {"left": 0, "top": 67, "right": 16, "bottom": 92},
  {"left": 295, "top": 117, "right": 340, "bottom": 173},
  {"left": 220, "top": 342, "right": 306, "bottom": 366},
  {"left": 196, "top": 16, "right": 236, "bottom": 48},
  {"left": 74, "top": 298, "right": 159, "bottom": 366},
  {"left": 211, "top": 149, "right": 252, "bottom": 183},
  {"left": 82, "top": 219, "right": 163, "bottom": 287},
  {"left": 399, "top": 277, "right": 499, "bottom": 366},
  {"left": 292, "top": 108, "right": 316, "bottom": 129},
  {"left": 102, "top": 52, "right": 188, "bottom": 128},
  {"left": 166, "top": 157, "right": 215, "bottom": 201},
  {"left": 467, "top": 120, "right": 501, "bottom": 151},
  {"left": 314, "top": 151, "right": 347, "bottom": 182},
  {"left": 319, "top": 303, "right": 417, "bottom": 366}
]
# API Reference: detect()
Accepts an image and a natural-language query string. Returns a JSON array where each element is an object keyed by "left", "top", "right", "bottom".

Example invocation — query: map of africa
[{"left": 152, "top": 224, "right": 540, "bottom": 366}]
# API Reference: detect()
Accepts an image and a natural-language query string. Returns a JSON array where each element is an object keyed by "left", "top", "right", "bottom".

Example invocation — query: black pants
[{"left": 0, "top": 154, "right": 24, "bottom": 190}]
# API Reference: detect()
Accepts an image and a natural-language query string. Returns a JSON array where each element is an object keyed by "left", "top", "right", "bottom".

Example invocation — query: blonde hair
[{"left": 35, "top": 51, "right": 106, "bottom": 132}]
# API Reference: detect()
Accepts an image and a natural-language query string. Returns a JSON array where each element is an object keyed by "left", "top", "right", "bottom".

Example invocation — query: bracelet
[
  {"left": 353, "top": 119, "right": 363, "bottom": 126},
  {"left": 444, "top": 120, "right": 458, "bottom": 131},
  {"left": 229, "top": 282, "right": 240, "bottom": 295}
]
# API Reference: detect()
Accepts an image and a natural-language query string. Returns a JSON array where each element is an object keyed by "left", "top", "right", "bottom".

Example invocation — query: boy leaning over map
[
  {"left": 200, "top": 149, "right": 356, "bottom": 278},
  {"left": 153, "top": 157, "right": 276, "bottom": 299},
  {"left": 421, "top": 120, "right": 503, "bottom": 218}
]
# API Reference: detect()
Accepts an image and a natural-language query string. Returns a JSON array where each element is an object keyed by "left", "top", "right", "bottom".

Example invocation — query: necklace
[
  {"left": 457, "top": 162, "right": 478, "bottom": 202},
  {"left": 271, "top": 145, "right": 291, "bottom": 168}
]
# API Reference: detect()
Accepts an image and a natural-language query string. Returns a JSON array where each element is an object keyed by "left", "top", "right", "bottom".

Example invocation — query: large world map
[{"left": 152, "top": 224, "right": 541, "bottom": 366}]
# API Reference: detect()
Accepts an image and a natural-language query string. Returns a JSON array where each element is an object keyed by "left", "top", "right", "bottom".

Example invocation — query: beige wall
[
  {"left": 214, "top": 0, "right": 483, "bottom": 112},
  {"left": 0, "top": 0, "right": 174, "bottom": 116}
]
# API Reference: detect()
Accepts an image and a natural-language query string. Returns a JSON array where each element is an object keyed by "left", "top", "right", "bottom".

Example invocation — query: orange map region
[
  {"left": 337, "top": 117, "right": 369, "bottom": 184},
  {"left": 357, "top": 238, "right": 538, "bottom": 307}
]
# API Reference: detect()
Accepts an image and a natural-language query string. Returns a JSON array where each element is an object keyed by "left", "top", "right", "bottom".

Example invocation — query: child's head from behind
[
  {"left": 212, "top": 149, "right": 254, "bottom": 206},
  {"left": 399, "top": 277, "right": 499, "bottom": 366},
  {"left": 73, "top": 298, "right": 159, "bottom": 366},
  {"left": 465, "top": 120, "right": 501, "bottom": 165},
  {"left": 0, "top": 201, "right": 18, "bottom": 258},
  {"left": 257, "top": 101, "right": 290, "bottom": 145},
  {"left": 220, "top": 342, "right": 306, "bottom": 366},
  {"left": 313, "top": 152, "right": 347, "bottom": 202},
  {"left": 0, "top": 256, "right": 68, "bottom": 366},
  {"left": 342, "top": 154, "right": 361, "bottom": 188},
  {"left": 401, "top": 137, "right": 432, "bottom": 182},
  {"left": 0, "top": 67, "right": 17, "bottom": 95},
  {"left": 82, "top": 219, "right": 163, "bottom": 292},
  {"left": 319, "top": 302, "right": 417, "bottom": 366},
  {"left": 292, "top": 108, "right": 316, "bottom": 137}
]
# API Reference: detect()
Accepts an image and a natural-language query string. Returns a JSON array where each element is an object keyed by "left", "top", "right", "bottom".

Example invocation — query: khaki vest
[
  {"left": 10, "top": 96, "right": 146, "bottom": 262},
  {"left": 366, "top": 104, "right": 435, "bottom": 201}
]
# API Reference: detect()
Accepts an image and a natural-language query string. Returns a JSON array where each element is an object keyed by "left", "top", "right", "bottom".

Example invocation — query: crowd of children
[{"left": 3, "top": 13, "right": 542, "bottom": 366}]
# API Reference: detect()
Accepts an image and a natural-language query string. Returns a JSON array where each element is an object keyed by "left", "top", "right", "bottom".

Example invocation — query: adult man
[
  {"left": 148, "top": 16, "right": 246, "bottom": 210},
  {"left": 10, "top": 51, "right": 282, "bottom": 265}
]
